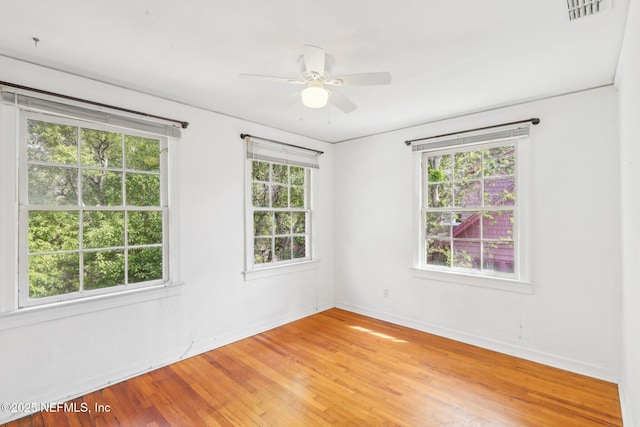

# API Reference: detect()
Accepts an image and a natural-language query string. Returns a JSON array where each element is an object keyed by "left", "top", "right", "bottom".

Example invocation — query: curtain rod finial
[
  {"left": 404, "top": 140, "right": 411, "bottom": 146},
  {"left": 240, "top": 133, "right": 250, "bottom": 140},
  {"left": 532, "top": 118, "right": 540, "bottom": 125}
]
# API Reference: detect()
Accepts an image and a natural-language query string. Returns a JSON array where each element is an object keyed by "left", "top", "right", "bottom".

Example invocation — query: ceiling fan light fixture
[{"left": 301, "top": 80, "right": 329, "bottom": 108}]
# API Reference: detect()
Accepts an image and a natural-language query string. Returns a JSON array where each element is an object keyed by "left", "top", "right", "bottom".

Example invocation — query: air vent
[{"left": 567, "top": 0, "right": 603, "bottom": 20}]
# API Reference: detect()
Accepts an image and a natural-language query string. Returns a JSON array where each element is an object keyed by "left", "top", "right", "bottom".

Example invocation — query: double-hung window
[
  {"left": 9, "top": 92, "right": 180, "bottom": 308},
  {"left": 415, "top": 127, "right": 531, "bottom": 282},
  {"left": 244, "top": 136, "right": 319, "bottom": 272}
]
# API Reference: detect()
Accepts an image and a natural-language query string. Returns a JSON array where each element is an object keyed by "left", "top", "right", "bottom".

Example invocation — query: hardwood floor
[{"left": 6, "top": 308, "right": 622, "bottom": 426}]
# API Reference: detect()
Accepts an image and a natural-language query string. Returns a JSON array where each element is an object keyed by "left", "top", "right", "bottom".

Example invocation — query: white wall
[
  {"left": 617, "top": 0, "right": 640, "bottom": 423},
  {"left": 334, "top": 86, "right": 622, "bottom": 383},
  {"left": 0, "top": 56, "right": 335, "bottom": 423}
]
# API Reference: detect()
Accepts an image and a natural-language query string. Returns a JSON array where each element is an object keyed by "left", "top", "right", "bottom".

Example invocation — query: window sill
[
  {"left": 243, "top": 260, "right": 320, "bottom": 281},
  {"left": 411, "top": 268, "right": 533, "bottom": 294},
  {"left": 0, "top": 282, "right": 185, "bottom": 331}
]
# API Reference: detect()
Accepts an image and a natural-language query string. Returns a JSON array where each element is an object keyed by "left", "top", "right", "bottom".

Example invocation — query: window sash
[
  {"left": 420, "top": 140, "right": 519, "bottom": 278},
  {"left": 18, "top": 111, "right": 169, "bottom": 307},
  {"left": 247, "top": 158, "right": 312, "bottom": 270}
]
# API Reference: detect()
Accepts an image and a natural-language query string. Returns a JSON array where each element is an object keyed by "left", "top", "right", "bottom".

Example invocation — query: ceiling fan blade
[
  {"left": 330, "top": 72, "right": 392, "bottom": 86},
  {"left": 302, "top": 45, "right": 326, "bottom": 73},
  {"left": 239, "top": 74, "right": 305, "bottom": 85},
  {"left": 329, "top": 90, "right": 357, "bottom": 113}
]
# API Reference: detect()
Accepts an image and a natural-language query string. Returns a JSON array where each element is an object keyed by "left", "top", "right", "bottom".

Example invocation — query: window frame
[
  {"left": 412, "top": 129, "right": 532, "bottom": 292},
  {"left": 244, "top": 157, "right": 314, "bottom": 275},
  {"left": 17, "top": 111, "right": 171, "bottom": 308}
]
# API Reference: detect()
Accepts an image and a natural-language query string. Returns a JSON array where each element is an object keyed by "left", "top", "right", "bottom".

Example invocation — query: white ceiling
[{"left": 0, "top": 0, "right": 630, "bottom": 143}]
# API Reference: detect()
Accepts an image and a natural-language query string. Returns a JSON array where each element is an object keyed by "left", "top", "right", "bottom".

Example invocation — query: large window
[
  {"left": 415, "top": 125, "right": 531, "bottom": 282},
  {"left": 19, "top": 112, "right": 168, "bottom": 306},
  {"left": 422, "top": 143, "right": 517, "bottom": 277}
]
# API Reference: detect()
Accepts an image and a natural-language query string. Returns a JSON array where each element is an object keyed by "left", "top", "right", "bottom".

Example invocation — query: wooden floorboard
[{"left": 4, "top": 308, "right": 623, "bottom": 426}]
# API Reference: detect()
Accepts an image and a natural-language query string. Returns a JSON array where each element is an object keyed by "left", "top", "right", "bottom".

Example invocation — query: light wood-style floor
[{"left": 6, "top": 308, "right": 622, "bottom": 426}]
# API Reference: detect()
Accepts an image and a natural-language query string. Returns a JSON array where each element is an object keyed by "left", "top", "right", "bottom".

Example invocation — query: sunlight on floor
[{"left": 349, "top": 325, "right": 409, "bottom": 343}]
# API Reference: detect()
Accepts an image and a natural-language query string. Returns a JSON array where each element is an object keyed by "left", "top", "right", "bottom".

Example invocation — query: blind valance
[
  {"left": 244, "top": 135, "right": 320, "bottom": 169},
  {"left": 411, "top": 127, "right": 529, "bottom": 153},
  {"left": 1, "top": 90, "right": 182, "bottom": 138}
]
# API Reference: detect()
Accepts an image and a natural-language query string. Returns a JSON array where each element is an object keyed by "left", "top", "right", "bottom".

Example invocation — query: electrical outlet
[{"left": 383, "top": 288, "right": 389, "bottom": 298}]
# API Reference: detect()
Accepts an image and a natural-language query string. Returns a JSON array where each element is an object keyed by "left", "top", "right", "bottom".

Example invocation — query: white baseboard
[
  {"left": 336, "top": 301, "right": 619, "bottom": 383},
  {"left": 0, "top": 303, "right": 333, "bottom": 424}
]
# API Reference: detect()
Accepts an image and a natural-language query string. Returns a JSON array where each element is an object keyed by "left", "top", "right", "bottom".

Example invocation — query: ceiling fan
[{"left": 240, "top": 45, "right": 391, "bottom": 113}]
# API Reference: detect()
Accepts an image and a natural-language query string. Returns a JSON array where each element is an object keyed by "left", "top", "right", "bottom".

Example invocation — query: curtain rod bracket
[{"left": 404, "top": 117, "right": 540, "bottom": 146}]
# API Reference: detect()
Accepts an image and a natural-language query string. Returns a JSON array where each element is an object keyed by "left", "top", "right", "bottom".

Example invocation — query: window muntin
[
  {"left": 422, "top": 143, "right": 517, "bottom": 277},
  {"left": 250, "top": 160, "right": 310, "bottom": 266},
  {"left": 20, "top": 114, "right": 168, "bottom": 306}
]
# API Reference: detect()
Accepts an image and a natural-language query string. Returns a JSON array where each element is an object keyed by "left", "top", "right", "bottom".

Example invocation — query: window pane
[
  {"left": 83, "top": 211, "right": 125, "bottom": 249},
  {"left": 452, "top": 212, "right": 481, "bottom": 239},
  {"left": 290, "top": 166, "right": 304, "bottom": 186},
  {"left": 126, "top": 135, "right": 159, "bottom": 171},
  {"left": 28, "top": 211, "right": 79, "bottom": 253},
  {"left": 275, "top": 212, "right": 292, "bottom": 235},
  {"left": 453, "top": 180, "right": 482, "bottom": 207},
  {"left": 454, "top": 150, "right": 482, "bottom": 180},
  {"left": 254, "top": 238, "right": 273, "bottom": 264},
  {"left": 252, "top": 183, "right": 270, "bottom": 207},
  {"left": 84, "top": 250, "right": 125, "bottom": 290},
  {"left": 274, "top": 237, "right": 292, "bottom": 261},
  {"left": 291, "top": 211, "right": 306, "bottom": 233},
  {"left": 484, "top": 177, "right": 516, "bottom": 206},
  {"left": 452, "top": 240, "right": 480, "bottom": 271},
  {"left": 128, "top": 247, "right": 163, "bottom": 283},
  {"left": 290, "top": 186, "right": 304, "bottom": 208},
  {"left": 29, "top": 252, "right": 80, "bottom": 298},
  {"left": 293, "top": 236, "right": 306, "bottom": 258},
  {"left": 427, "top": 184, "right": 452, "bottom": 208},
  {"left": 272, "top": 164, "right": 288, "bottom": 184},
  {"left": 126, "top": 173, "right": 160, "bottom": 206},
  {"left": 427, "top": 154, "right": 452, "bottom": 182},
  {"left": 272, "top": 185, "right": 288, "bottom": 208},
  {"left": 27, "top": 119, "right": 78, "bottom": 164},
  {"left": 28, "top": 165, "right": 78, "bottom": 205},
  {"left": 128, "top": 211, "right": 163, "bottom": 245},
  {"left": 482, "top": 211, "right": 514, "bottom": 241},
  {"left": 426, "top": 212, "right": 451, "bottom": 238},
  {"left": 82, "top": 170, "right": 123, "bottom": 206},
  {"left": 426, "top": 239, "right": 450, "bottom": 267},
  {"left": 254, "top": 211, "right": 273, "bottom": 236},
  {"left": 252, "top": 161, "right": 270, "bottom": 182},
  {"left": 484, "top": 146, "right": 515, "bottom": 177},
  {"left": 483, "top": 242, "right": 515, "bottom": 273},
  {"left": 81, "top": 129, "right": 123, "bottom": 168}
]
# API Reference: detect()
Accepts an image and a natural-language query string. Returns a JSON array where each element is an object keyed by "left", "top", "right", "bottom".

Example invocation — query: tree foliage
[{"left": 26, "top": 119, "right": 164, "bottom": 299}]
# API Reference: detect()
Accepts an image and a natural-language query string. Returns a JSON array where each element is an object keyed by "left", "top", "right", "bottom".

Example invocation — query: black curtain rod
[
  {"left": 240, "top": 133, "right": 324, "bottom": 155},
  {"left": 0, "top": 80, "right": 189, "bottom": 129},
  {"left": 404, "top": 118, "right": 540, "bottom": 146}
]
